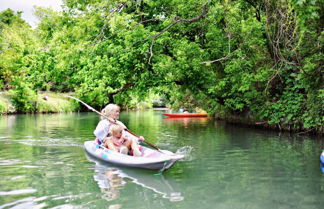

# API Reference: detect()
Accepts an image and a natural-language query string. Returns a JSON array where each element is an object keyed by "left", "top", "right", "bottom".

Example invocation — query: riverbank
[
  {"left": 0, "top": 91, "right": 159, "bottom": 114},
  {"left": 0, "top": 92, "right": 79, "bottom": 114},
  {"left": 215, "top": 112, "right": 324, "bottom": 136},
  {"left": 1, "top": 91, "right": 323, "bottom": 135}
]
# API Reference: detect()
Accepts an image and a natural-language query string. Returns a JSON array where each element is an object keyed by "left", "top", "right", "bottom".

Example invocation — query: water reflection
[
  {"left": 162, "top": 117, "right": 209, "bottom": 127},
  {"left": 1, "top": 112, "right": 323, "bottom": 209},
  {"left": 0, "top": 113, "right": 96, "bottom": 141},
  {"left": 87, "top": 154, "right": 184, "bottom": 203}
]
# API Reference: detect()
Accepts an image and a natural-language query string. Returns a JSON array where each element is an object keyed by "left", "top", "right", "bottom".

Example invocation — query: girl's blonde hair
[
  {"left": 101, "top": 103, "right": 120, "bottom": 120},
  {"left": 111, "top": 124, "right": 124, "bottom": 136}
]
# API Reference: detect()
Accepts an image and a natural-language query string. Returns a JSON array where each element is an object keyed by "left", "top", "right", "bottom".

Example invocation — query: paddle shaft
[
  {"left": 65, "top": 95, "right": 160, "bottom": 150},
  {"left": 123, "top": 128, "right": 160, "bottom": 150}
]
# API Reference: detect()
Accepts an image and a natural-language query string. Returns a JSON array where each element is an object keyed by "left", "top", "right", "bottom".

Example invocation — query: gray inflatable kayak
[{"left": 84, "top": 141, "right": 184, "bottom": 171}]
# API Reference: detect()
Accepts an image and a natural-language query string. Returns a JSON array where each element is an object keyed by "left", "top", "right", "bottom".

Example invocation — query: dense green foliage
[{"left": 0, "top": 1, "right": 323, "bottom": 132}]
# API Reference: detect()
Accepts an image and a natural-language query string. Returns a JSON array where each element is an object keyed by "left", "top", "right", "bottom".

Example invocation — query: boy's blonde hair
[
  {"left": 101, "top": 103, "right": 120, "bottom": 120},
  {"left": 111, "top": 125, "right": 124, "bottom": 136}
]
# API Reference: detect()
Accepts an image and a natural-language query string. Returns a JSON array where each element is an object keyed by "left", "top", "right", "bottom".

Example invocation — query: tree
[
  {"left": 0, "top": 9, "right": 37, "bottom": 90},
  {"left": 1, "top": 0, "right": 322, "bottom": 132}
]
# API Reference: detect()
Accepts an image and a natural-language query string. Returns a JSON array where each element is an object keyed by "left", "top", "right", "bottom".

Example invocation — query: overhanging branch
[{"left": 148, "top": 4, "right": 208, "bottom": 64}]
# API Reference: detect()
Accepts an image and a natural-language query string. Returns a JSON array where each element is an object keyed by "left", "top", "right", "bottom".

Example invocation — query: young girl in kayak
[
  {"left": 94, "top": 103, "right": 143, "bottom": 156},
  {"left": 104, "top": 124, "right": 142, "bottom": 156}
]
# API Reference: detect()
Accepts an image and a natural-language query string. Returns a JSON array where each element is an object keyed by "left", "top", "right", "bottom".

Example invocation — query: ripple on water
[
  {"left": 16, "top": 138, "right": 83, "bottom": 148},
  {"left": 0, "top": 197, "right": 49, "bottom": 209},
  {"left": 0, "top": 192, "right": 92, "bottom": 209},
  {"left": 21, "top": 165, "right": 40, "bottom": 168},
  {"left": 0, "top": 136, "right": 10, "bottom": 141},
  {"left": 0, "top": 197, "right": 35, "bottom": 209},
  {"left": 0, "top": 159, "right": 22, "bottom": 166},
  {"left": 0, "top": 188, "right": 37, "bottom": 196},
  {"left": 10, "top": 176, "right": 24, "bottom": 181},
  {"left": 176, "top": 146, "right": 194, "bottom": 161},
  {"left": 51, "top": 193, "right": 92, "bottom": 201}
]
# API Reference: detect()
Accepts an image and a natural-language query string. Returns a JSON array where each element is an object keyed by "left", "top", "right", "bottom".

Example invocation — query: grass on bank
[
  {"left": 0, "top": 92, "right": 79, "bottom": 114},
  {"left": 0, "top": 91, "right": 166, "bottom": 114},
  {"left": 37, "top": 92, "right": 79, "bottom": 113}
]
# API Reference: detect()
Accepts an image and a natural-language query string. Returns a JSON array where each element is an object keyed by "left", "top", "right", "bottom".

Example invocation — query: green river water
[{"left": 0, "top": 111, "right": 323, "bottom": 209}]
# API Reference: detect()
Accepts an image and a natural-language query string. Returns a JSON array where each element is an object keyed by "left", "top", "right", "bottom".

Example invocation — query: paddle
[{"left": 65, "top": 95, "right": 161, "bottom": 151}]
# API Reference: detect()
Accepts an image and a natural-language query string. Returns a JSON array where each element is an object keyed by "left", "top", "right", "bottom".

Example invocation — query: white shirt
[{"left": 93, "top": 119, "right": 127, "bottom": 142}]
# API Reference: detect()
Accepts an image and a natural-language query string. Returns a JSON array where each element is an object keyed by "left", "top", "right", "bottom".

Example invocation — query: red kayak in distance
[{"left": 162, "top": 113, "right": 208, "bottom": 118}]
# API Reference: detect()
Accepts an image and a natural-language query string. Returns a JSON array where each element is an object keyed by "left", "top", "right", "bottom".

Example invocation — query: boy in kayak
[{"left": 104, "top": 124, "right": 142, "bottom": 156}]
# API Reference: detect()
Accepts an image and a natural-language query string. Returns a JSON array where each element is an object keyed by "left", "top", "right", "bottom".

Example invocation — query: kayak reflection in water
[
  {"left": 95, "top": 168, "right": 124, "bottom": 202},
  {"left": 92, "top": 161, "right": 184, "bottom": 203}
]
